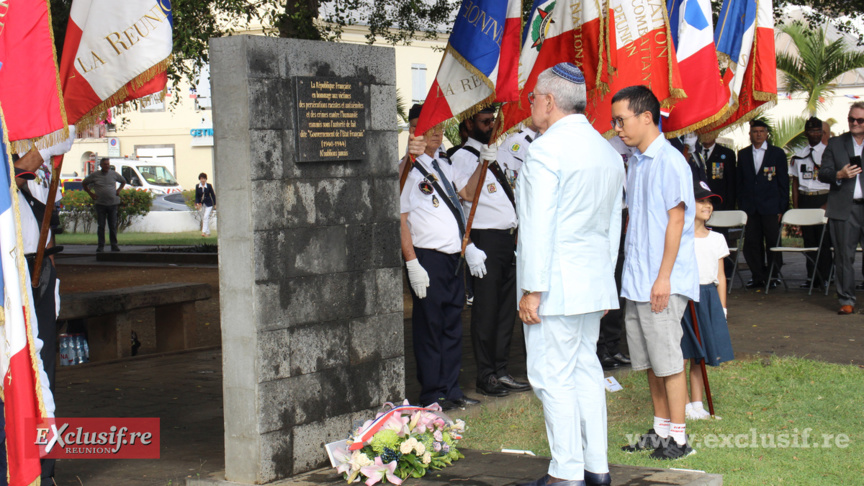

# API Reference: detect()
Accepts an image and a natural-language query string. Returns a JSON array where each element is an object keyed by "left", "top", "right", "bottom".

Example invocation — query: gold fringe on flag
[
  {"left": 659, "top": 0, "right": 687, "bottom": 109},
  {"left": 73, "top": 56, "right": 172, "bottom": 134},
  {"left": 0, "top": 106, "right": 50, "bottom": 424},
  {"left": 429, "top": 46, "right": 496, "bottom": 131}
]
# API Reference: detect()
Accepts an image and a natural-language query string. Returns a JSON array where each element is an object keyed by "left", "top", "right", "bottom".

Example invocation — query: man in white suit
[{"left": 516, "top": 63, "right": 625, "bottom": 486}]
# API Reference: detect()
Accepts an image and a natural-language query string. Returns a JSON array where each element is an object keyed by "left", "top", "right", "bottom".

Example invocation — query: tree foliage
[{"left": 776, "top": 24, "right": 864, "bottom": 115}]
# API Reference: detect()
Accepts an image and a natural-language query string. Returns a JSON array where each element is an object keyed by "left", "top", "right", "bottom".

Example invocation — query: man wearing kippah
[
  {"left": 790, "top": 116, "right": 831, "bottom": 289},
  {"left": 517, "top": 63, "right": 624, "bottom": 486}
]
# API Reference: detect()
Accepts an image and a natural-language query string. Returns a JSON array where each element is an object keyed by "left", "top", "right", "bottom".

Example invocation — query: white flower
[
  {"left": 349, "top": 451, "right": 373, "bottom": 471},
  {"left": 414, "top": 442, "right": 426, "bottom": 455},
  {"left": 399, "top": 437, "right": 417, "bottom": 455},
  {"left": 452, "top": 420, "right": 466, "bottom": 432},
  {"left": 422, "top": 452, "right": 431, "bottom": 464}
]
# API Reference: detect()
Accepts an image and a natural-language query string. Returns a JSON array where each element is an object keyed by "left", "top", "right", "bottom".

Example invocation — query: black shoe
[
  {"left": 799, "top": 280, "right": 813, "bottom": 289},
  {"left": 452, "top": 396, "right": 480, "bottom": 408},
  {"left": 434, "top": 398, "right": 457, "bottom": 412},
  {"left": 856, "top": 282, "right": 864, "bottom": 291},
  {"left": 96, "top": 246, "right": 104, "bottom": 253},
  {"left": 649, "top": 439, "right": 694, "bottom": 460},
  {"left": 600, "top": 354, "right": 620, "bottom": 370},
  {"left": 497, "top": 374, "right": 531, "bottom": 392},
  {"left": 476, "top": 376, "right": 510, "bottom": 397},
  {"left": 516, "top": 475, "right": 549, "bottom": 486},
  {"left": 622, "top": 429, "right": 663, "bottom": 452},
  {"left": 111, "top": 245, "right": 120, "bottom": 252},
  {"left": 584, "top": 471, "right": 611, "bottom": 486},
  {"left": 768, "top": 279, "right": 780, "bottom": 289},
  {"left": 611, "top": 352, "right": 631, "bottom": 365},
  {"left": 745, "top": 279, "right": 765, "bottom": 289}
]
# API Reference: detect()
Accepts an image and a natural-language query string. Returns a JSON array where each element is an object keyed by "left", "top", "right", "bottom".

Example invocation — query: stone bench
[{"left": 59, "top": 283, "right": 212, "bottom": 361}]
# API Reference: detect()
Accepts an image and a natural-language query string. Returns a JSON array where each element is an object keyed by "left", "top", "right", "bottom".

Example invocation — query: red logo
[{"left": 29, "top": 418, "right": 160, "bottom": 459}]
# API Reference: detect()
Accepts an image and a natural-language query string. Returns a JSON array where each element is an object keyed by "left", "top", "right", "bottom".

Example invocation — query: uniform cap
[
  {"left": 408, "top": 103, "right": 423, "bottom": 121},
  {"left": 694, "top": 180, "right": 722, "bottom": 203}
]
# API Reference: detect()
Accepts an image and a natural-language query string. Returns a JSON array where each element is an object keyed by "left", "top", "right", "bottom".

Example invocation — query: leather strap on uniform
[
  {"left": 412, "top": 163, "right": 466, "bottom": 239},
  {"left": 488, "top": 161, "right": 516, "bottom": 210}
]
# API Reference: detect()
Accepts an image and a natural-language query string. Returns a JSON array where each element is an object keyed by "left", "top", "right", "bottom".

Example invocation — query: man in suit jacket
[
  {"left": 818, "top": 102, "right": 864, "bottom": 314},
  {"left": 517, "top": 63, "right": 623, "bottom": 486},
  {"left": 737, "top": 120, "right": 789, "bottom": 288},
  {"left": 701, "top": 135, "right": 737, "bottom": 211}
]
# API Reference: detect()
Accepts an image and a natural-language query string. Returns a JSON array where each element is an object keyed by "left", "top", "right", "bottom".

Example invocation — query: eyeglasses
[
  {"left": 848, "top": 117, "right": 864, "bottom": 125},
  {"left": 528, "top": 91, "right": 547, "bottom": 105},
  {"left": 610, "top": 114, "right": 638, "bottom": 129}
]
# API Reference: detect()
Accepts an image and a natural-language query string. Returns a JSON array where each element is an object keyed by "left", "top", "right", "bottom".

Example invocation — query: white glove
[
  {"left": 480, "top": 143, "right": 497, "bottom": 162},
  {"left": 723, "top": 308, "right": 728, "bottom": 318},
  {"left": 406, "top": 259, "right": 430, "bottom": 299},
  {"left": 39, "top": 125, "right": 76, "bottom": 162},
  {"left": 465, "top": 243, "right": 487, "bottom": 278}
]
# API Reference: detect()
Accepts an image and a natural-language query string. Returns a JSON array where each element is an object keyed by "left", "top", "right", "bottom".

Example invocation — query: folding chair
[
  {"left": 765, "top": 208, "right": 828, "bottom": 295},
  {"left": 707, "top": 210, "right": 748, "bottom": 294}
]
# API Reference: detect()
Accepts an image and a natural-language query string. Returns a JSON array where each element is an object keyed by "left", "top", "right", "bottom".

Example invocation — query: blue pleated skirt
[{"left": 680, "top": 284, "right": 735, "bottom": 366}]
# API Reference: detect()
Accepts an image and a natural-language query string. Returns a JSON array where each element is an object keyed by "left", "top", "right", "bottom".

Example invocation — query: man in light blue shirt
[{"left": 611, "top": 86, "right": 698, "bottom": 461}]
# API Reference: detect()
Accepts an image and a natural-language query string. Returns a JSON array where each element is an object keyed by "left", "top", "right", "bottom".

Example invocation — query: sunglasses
[{"left": 849, "top": 117, "right": 864, "bottom": 125}]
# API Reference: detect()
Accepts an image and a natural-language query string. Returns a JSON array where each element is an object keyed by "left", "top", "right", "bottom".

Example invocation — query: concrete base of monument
[{"left": 186, "top": 450, "right": 723, "bottom": 486}]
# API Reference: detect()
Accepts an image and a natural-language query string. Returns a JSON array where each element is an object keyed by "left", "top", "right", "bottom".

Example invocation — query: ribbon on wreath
[{"left": 348, "top": 402, "right": 454, "bottom": 451}]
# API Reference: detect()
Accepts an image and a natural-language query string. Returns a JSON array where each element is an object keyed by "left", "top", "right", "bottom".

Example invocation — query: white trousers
[
  {"left": 201, "top": 205, "right": 213, "bottom": 235},
  {"left": 524, "top": 312, "right": 608, "bottom": 480}
]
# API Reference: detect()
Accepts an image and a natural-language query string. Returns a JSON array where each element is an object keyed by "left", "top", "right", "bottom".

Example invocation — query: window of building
[{"left": 411, "top": 63, "right": 427, "bottom": 104}]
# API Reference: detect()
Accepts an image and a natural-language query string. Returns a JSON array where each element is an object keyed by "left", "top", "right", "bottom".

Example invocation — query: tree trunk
[{"left": 278, "top": 0, "right": 323, "bottom": 40}]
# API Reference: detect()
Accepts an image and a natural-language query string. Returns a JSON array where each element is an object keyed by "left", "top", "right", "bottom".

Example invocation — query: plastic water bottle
[
  {"left": 58, "top": 334, "right": 70, "bottom": 366},
  {"left": 74, "top": 335, "right": 86, "bottom": 365},
  {"left": 82, "top": 336, "right": 90, "bottom": 363},
  {"left": 66, "top": 334, "right": 78, "bottom": 365}
]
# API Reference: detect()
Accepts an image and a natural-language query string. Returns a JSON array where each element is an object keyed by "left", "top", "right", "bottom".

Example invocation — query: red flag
[
  {"left": 0, "top": 0, "right": 69, "bottom": 152},
  {"left": 592, "top": 0, "right": 686, "bottom": 137}
]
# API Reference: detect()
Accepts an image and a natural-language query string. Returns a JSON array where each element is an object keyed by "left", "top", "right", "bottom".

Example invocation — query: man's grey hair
[{"left": 535, "top": 68, "right": 587, "bottom": 115}]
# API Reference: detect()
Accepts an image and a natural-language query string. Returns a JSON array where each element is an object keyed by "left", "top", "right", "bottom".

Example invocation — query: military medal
[
  {"left": 419, "top": 181, "right": 433, "bottom": 195},
  {"left": 426, "top": 173, "right": 438, "bottom": 183},
  {"left": 487, "top": 183, "right": 497, "bottom": 193},
  {"left": 432, "top": 195, "right": 440, "bottom": 208}
]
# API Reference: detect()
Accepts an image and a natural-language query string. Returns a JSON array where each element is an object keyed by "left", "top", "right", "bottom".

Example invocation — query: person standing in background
[{"left": 195, "top": 172, "right": 216, "bottom": 237}]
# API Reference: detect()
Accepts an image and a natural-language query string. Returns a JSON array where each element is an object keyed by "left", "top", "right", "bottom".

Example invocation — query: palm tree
[{"left": 776, "top": 24, "right": 864, "bottom": 115}]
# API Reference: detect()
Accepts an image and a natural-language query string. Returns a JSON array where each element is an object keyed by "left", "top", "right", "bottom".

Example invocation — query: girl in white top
[{"left": 680, "top": 182, "right": 735, "bottom": 420}]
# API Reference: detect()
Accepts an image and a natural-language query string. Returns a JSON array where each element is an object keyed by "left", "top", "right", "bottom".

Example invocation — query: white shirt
[
  {"left": 19, "top": 163, "right": 62, "bottom": 253},
  {"left": 496, "top": 128, "right": 536, "bottom": 173},
  {"left": 703, "top": 144, "right": 715, "bottom": 161},
  {"left": 695, "top": 230, "right": 730, "bottom": 285},
  {"left": 854, "top": 138, "right": 864, "bottom": 200},
  {"left": 400, "top": 153, "right": 462, "bottom": 254},
  {"left": 451, "top": 138, "right": 518, "bottom": 230},
  {"left": 789, "top": 143, "right": 829, "bottom": 193},
  {"left": 752, "top": 143, "right": 767, "bottom": 173}
]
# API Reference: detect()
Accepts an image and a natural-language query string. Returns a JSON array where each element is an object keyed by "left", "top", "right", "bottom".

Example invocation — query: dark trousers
[
  {"left": 469, "top": 229, "right": 517, "bottom": 384},
  {"left": 798, "top": 193, "right": 832, "bottom": 284},
  {"left": 743, "top": 212, "right": 782, "bottom": 282},
  {"left": 598, "top": 210, "right": 626, "bottom": 357},
  {"left": 95, "top": 203, "right": 119, "bottom": 248},
  {"left": 830, "top": 205, "right": 864, "bottom": 307},
  {"left": 411, "top": 248, "right": 465, "bottom": 406}
]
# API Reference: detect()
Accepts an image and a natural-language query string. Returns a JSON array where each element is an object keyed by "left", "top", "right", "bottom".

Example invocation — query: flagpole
[
  {"left": 460, "top": 116, "right": 503, "bottom": 255},
  {"left": 30, "top": 154, "right": 63, "bottom": 288},
  {"left": 398, "top": 153, "right": 416, "bottom": 193}
]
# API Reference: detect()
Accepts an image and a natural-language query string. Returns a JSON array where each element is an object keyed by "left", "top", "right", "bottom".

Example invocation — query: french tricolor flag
[
  {"left": 0, "top": 100, "right": 54, "bottom": 486},
  {"left": 700, "top": 0, "right": 776, "bottom": 133},
  {"left": 414, "top": 0, "right": 521, "bottom": 136},
  {"left": 662, "top": 0, "right": 730, "bottom": 135}
]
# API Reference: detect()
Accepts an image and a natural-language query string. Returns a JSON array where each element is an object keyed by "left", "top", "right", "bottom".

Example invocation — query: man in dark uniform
[
  {"left": 451, "top": 108, "right": 531, "bottom": 397},
  {"left": 701, "top": 134, "right": 737, "bottom": 210},
  {"left": 737, "top": 119, "right": 789, "bottom": 289},
  {"left": 402, "top": 106, "right": 479, "bottom": 411}
]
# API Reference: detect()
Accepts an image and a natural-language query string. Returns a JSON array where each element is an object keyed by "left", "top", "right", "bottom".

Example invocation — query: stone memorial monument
[{"left": 208, "top": 36, "right": 404, "bottom": 484}]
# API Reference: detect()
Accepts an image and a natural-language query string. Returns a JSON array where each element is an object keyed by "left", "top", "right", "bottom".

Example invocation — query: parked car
[{"left": 151, "top": 192, "right": 191, "bottom": 212}]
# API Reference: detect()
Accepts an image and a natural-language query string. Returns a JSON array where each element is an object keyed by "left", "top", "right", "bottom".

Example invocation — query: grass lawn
[
  {"left": 56, "top": 231, "right": 217, "bottom": 246},
  {"left": 460, "top": 356, "right": 863, "bottom": 485}
]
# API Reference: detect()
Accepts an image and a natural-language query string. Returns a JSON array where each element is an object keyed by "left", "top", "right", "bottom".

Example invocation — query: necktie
[
  {"left": 431, "top": 159, "right": 466, "bottom": 225},
  {"left": 703, "top": 148, "right": 710, "bottom": 160}
]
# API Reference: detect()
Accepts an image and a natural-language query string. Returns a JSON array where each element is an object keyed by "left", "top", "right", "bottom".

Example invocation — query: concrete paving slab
[{"left": 186, "top": 450, "right": 722, "bottom": 486}]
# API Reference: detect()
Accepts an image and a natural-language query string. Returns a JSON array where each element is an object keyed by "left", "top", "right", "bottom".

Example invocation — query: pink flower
[
  {"left": 379, "top": 413, "right": 410, "bottom": 436},
  {"left": 433, "top": 430, "right": 443, "bottom": 442},
  {"left": 432, "top": 442, "right": 442, "bottom": 453},
  {"left": 360, "top": 457, "right": 403, "bottom": 486},
  {"left": 410, "top": 411, "right": 438, "bottom": 434}
]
